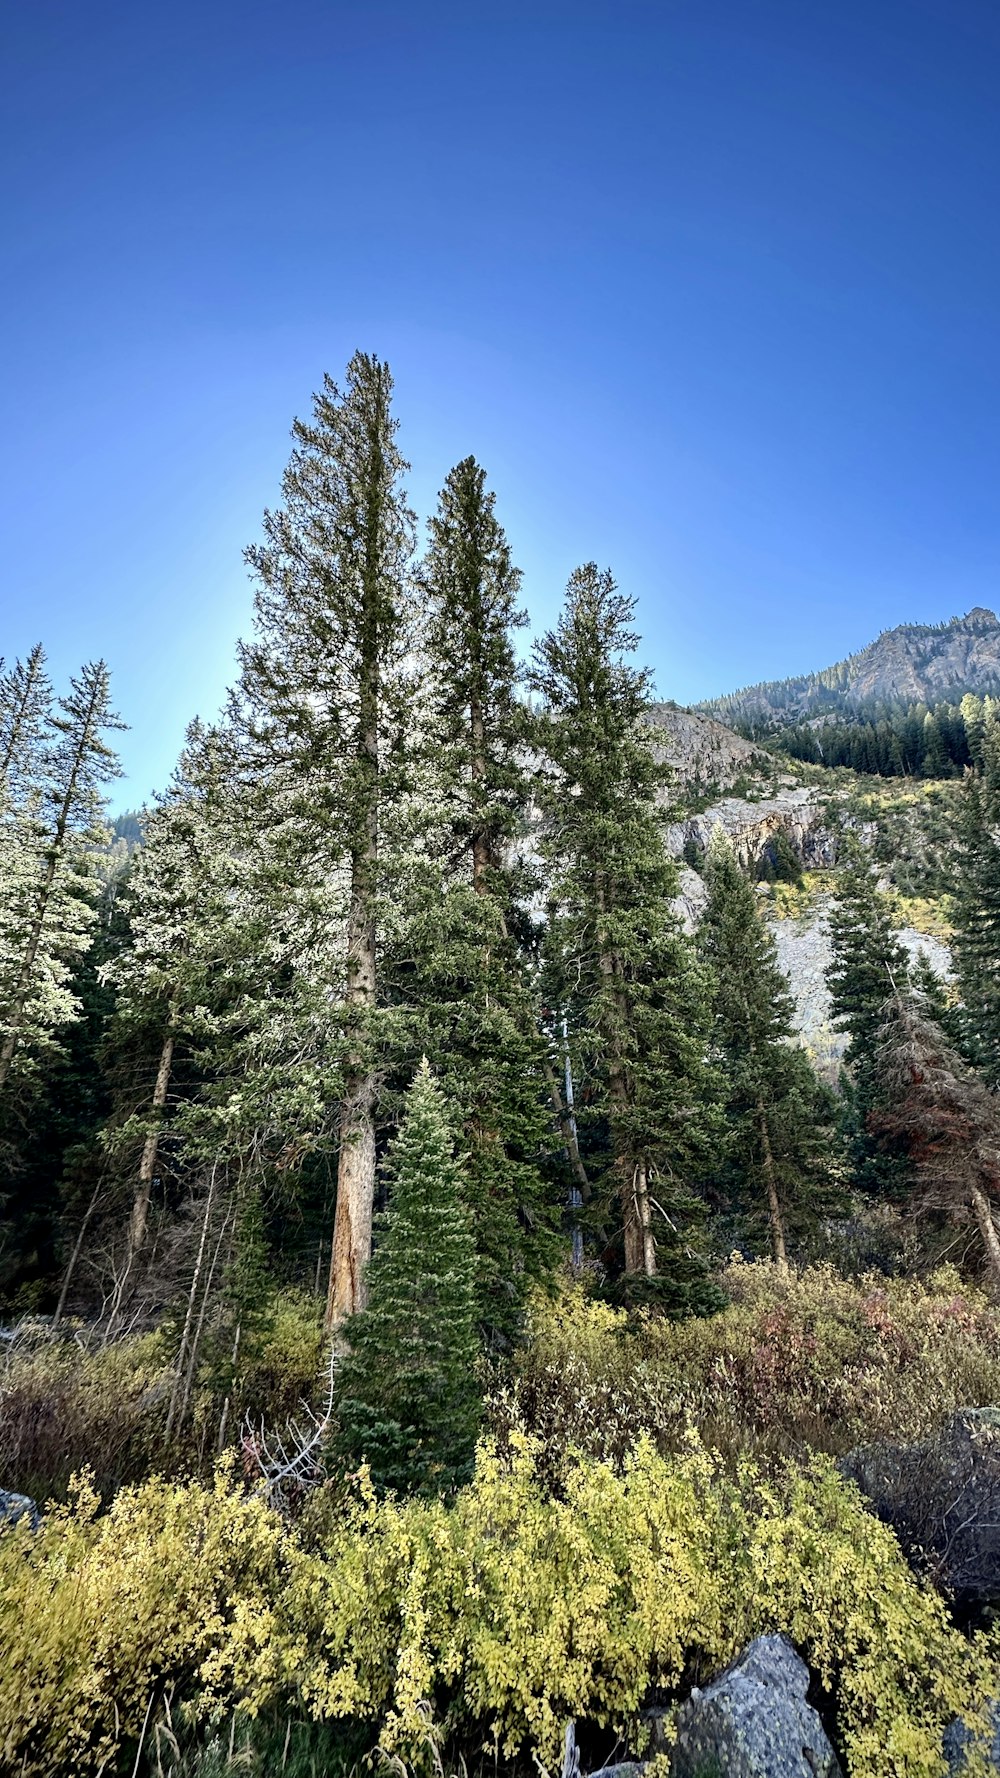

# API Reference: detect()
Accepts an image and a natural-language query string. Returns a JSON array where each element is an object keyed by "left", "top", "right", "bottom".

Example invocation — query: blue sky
[{"left": 4, "top": 0, "right": 1000, "bottom": 805}]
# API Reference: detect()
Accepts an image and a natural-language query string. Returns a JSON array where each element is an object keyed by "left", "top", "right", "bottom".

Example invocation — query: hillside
[{"left": 700, "top": 606, "right": 1000, "bottom": 728}]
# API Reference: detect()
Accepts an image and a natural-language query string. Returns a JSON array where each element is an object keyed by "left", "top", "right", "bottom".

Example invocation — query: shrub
[
  {"left": 495, "top": 1265, "right": 1000, "bottom": 1469},
  {"left": 0, "top": 1438, "right": 995, "bottom": 1778}
]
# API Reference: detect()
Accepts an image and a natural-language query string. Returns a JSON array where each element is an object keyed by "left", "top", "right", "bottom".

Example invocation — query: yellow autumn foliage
[{"left": 0, "top": 1435, "right": 995, "bottom": 1778}]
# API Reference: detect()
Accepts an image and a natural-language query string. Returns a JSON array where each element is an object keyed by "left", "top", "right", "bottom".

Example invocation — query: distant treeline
[{"left": 737, "top": 693, "right": 1000, "bottom": 779}]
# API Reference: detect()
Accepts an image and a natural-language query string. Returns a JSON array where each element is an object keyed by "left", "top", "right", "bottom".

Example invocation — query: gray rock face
[
  {"left": 0, "top": 1488, "right": 40, "bottom": 1530},
  {"left": 671, "top": 1634, "right": 842, "bottom": 1778},
  {"left": 664, "top": 787, "right": 837, "bottom": 876},
  {"left": 944, "top": 1698, "right": 1000, "bottom": 1774},
  {"left": 841, "top": 1409, "right": 1000, "bottom": 1614}
]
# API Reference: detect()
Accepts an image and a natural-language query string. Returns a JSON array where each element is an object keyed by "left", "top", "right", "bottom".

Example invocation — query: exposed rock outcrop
[
  {"left": 840, "top": 1409, "right": 1000, "bottom": 1617},
  {"left": 0, "top": 1488, "right": 40, "bottom": 1530},
  {"left": 671, "top": 1634, "right": 842, "bottom": 1778},
  {"left": 664, "top": 786, "right": 837, "bottom": 873},
  {"left": 944, "top": 1698, "right": 1000, "bottom": 1773},
  {"left": 645, "top": 701, "right": 764, "bottom": 791}
]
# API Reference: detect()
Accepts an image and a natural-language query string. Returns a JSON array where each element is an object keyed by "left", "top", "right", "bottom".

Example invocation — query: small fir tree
[
  {"left": 333, "top": 1061, "right": 481, "bottom": 1495},
  {"left": 700, "top": 831, "right": 843, "bottom": 1262}
]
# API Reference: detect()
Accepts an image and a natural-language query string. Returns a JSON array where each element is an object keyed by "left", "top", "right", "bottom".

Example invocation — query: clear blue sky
[{"left": 5, "top": 1, "right": 1000, "bottom": 805}]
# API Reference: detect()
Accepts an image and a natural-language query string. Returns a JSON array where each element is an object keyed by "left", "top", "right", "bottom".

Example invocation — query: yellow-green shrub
[{"left": 0, "top": 1438, "right": 994, "bottom": 1778}]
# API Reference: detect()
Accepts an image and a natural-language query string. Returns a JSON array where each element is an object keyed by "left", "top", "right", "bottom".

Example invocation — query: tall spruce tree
[
  {"left": 401, "top": 457, "right": 560, "bottom": 1343},
  {"left": 699, "top": 831, "right": 843, "bottom": 1264},
  {"left": 0, "top": 661, "right": 124, "bottom": 1098},
  {"left": 238, "top": 354, "right": 416, "bottom": 1333},
  {"left": 826, "top": 838, "right": 910, "bottom": 1153},
  {"left": 950, "top": 773, "right": 1000, "bottom": 1087},
  {"left": 333, "top": 1061, "right": 481, "bottom": 1495},
  {"left": 529, "top": 565, "right": 724, "bottom": 1311}
]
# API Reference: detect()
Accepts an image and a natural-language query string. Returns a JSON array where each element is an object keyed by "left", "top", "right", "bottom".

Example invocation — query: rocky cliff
[{"left": 701, "top": 607, "right": 1000, "bottom": 727}]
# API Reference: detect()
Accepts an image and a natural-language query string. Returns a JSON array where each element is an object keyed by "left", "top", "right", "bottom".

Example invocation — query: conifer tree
[
  {"left": 826, "top": 838, "right": 909, "bottom": 1139},
  {"left": 0, "top": 645, "right": 52, "bottom": 799},
  {"left": 950, "top": 774, "right": 1000, "bottom": 1087},
  {"left": 237, "top": 354, "right": 416, "bottom": 1332},
  {"left": 0, "top": 661, "right": 124, "bottom": 1097},
  {"left": 529, "top": 565, "right": 723, "bottom": 1309},
  {"left": 699, "top": 831, "right": 842, "bottom": 1265},
  {"left": 333, "top": 1061, "right": 480, "bottom": 1495},
  {"left": 402, "top": 457, "right": 560, "bottom": 1343}
]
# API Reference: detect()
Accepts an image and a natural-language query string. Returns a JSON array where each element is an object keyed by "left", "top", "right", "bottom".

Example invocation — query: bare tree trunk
[
  {"left": 327, "top": 603, "right": 379, "bottom": 1333},
  {"left": 971, "top": 1181, "right": 1000, "bottom": 1298},
  {"left": 128, "top": 1024, "right": 175, "bottom": 1259},
  {"left": 542, "top": 1052, "right": 592, "bottom": 1201},
  {"left": 758, "top": 1100, "right": 788, "bottom": 1270},
  {"left": 166, "top": 1164, "right": 219, "bottom": 1439},
  {"left": 53, "top": 1174, "right": 104, "bottom": 1327}
]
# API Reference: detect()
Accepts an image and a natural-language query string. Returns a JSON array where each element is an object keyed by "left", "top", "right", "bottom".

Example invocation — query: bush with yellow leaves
[{"left": 0, "top": 1435, "right": 995, "bottom": 1778}]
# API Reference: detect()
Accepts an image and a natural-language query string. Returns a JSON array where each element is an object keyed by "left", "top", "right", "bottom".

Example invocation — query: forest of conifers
[{"left": 5, "top": 354, "right": 1000, "bottom": 1777}]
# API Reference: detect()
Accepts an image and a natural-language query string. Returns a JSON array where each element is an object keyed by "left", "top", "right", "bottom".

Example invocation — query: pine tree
[
  {"left": 401, "top": 457, "right": 560, "bottom": 1344},
  {"left": 238, "top": 354, "right": 416, "bottom": 1333},
  {"left": 699, "top": 831, "right": 843, "bottom": 1265},
  {"left": 950, "top": 775, "right": 1000, "bottom": 1087},
  {"left": 0, "top": 661, "right": 124, "bottom": 1098},
  {"left": 826, "top": 839, "right": 910, "bottom": 1140},
  {"left": 529, "top": 565, "right": 724, "bottom": 1310},
  {"left": 333, "top": 1061, "right": 481, "bottom": 1495},
  {"left": 0, "top": 645, "right": 52, "bottom": 801}
]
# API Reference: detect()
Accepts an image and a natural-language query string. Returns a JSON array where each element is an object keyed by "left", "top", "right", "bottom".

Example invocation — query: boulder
[
  {"left": 840, "top": 1408, "right": 1000, "bottom": 1615},
  {"left": 670, "top": 1634, "right": 842, "bottom": 1778},
  {"left": 943, "top": 1697, "right": 1000, "bottom": 1773},
  {"left": 0, "top": 1488, "right": 40, "bottom": 1530}
]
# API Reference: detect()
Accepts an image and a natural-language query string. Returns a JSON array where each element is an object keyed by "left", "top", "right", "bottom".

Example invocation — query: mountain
[{"left": 699, "top": 607, "right": 1000, "bottom": 728}]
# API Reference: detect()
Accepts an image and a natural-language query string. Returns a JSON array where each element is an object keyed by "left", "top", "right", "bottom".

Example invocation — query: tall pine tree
[
  {"left": 699, "top": 830, "right": 843, "bottom": 1264},
  {"left": 529, "top": 565, "right": 723, "bottom": 1311},
  {"left": 400, "top": 457, "right": 560, "bottom": 1344},
  {"left": 826, "top": 838, "right": 910, "bottom": 1152},
  {"left": 238, "top": 354, "right": 416, "bottom": 1333}
]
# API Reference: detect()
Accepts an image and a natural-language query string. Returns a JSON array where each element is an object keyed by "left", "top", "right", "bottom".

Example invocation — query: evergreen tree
[
  {"left": 238, "top": 354, "right": 416, "bottom": 1332},
  {"left": 699, "top": 831, "right": 843, "bottom": 1264},
  {"left": 826, "top": 839, "right": 909, "bottom": 1147},
  {"left": 0, "top": 645, "right": 52, "bottom": 800},
  {"left": 529, "top": 565, "right": 724, "bottom": 1311},
  {"left": 950, "top": 774, "right": 1000, "bottom": 1087},
  {"left": 0, "top": 661, "right": 124, "bottom": 1098},
  {"left": 401, "top": 457, "right": 560, "bottom": 1344},
  {"left": 333, "top": 1061, "right": 481, "bottom": 1495}
]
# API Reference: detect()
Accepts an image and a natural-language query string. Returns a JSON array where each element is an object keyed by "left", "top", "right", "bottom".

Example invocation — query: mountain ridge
[{"left": 699, "top": 606, "right": 1000, "bottom": 728}]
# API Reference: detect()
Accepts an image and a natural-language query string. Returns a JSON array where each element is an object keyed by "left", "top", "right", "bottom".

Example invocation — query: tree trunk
[
  {"left": 129, "top": 1024, "right": 175, "bottom": 1259},
  {"left": 970, "top": 1180, "right": 1000, "bottom": 1298},
  {"left": 326, "top": 532, "right": 380, "bottom": 1333},
  {"left": 758, "top": 1100, "right": 788, "bottom": 1270},
  {"left": 53, "top": 1174, "right": 104, "bottom": 1327},
  {"left": 595, "top": 872, "right": 654, "bottom": 1277},
  {"left": 470, "top": 693, "right": 490, "bottom": 893},
  {"left": 622, "top": 1158, "right": 657, "bottom": 1277}
]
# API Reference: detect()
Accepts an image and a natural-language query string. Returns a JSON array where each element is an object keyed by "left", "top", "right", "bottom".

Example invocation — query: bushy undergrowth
[
  {"left": 492, "top": 1262, "right": 1000, "bottom": 1472},
  {"left": 0, "top": 1435, "right": 994, "bottom": 1778},
  {"left": 0, "top": 1290, "right": 325, "bottom": 1503}
]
